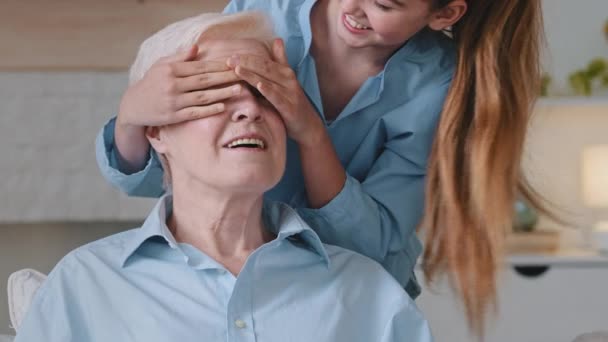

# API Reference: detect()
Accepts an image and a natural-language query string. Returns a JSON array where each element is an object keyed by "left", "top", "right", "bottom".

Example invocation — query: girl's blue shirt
[{"left": 96, "top": 0, "right": 456, "bottom": 298}]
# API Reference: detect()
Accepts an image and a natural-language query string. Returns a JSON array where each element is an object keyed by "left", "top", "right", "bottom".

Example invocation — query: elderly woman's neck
[{"left": 167, "top": 186, "right": 274, "bottom": 274}]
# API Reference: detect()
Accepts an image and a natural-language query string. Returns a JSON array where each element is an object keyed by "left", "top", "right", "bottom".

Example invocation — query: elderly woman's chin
[
  {"left": 216, "top": 165, "right": 283, "bottom": 194},
  {"left": 183, "top": 155, "right": 285, "bottom": 196}
]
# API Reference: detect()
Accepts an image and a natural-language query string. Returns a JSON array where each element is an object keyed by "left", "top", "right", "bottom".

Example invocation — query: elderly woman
[{"left": 15, "top": 12, "right": 432, "bottom": 342}]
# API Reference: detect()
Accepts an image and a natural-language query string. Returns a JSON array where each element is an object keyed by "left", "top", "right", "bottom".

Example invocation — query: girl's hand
[
  {"left": 227, "top": 39, "right": 324, "bottom": 145},
  {"left": 118, "top": 45, "right": 243, "bottom": 128}
]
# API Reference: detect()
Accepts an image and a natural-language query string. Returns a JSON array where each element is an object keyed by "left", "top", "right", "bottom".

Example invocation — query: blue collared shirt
[
  {"left": 95, "top": 0, "right": 456, "bottom": 298},
  {"left": 15, "top": 196, "right": 432, "bottom": 342}
]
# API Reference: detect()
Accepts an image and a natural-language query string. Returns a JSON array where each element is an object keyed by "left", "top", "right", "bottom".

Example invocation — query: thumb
[{"left": 273, "top": 39, "right": 289, "bottom": 65}]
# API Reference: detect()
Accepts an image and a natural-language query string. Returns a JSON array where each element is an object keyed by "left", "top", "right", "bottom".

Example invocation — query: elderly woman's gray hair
[{"left": 129, "top": 11, "right": 275, "bottom": 84}]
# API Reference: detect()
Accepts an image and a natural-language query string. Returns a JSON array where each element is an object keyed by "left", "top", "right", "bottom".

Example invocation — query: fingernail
[{"left": 232, "top": 85, "right": 241, "bottom": 94}]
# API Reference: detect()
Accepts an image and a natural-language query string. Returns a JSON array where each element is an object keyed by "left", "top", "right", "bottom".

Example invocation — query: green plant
[
  {"left": 568, "top": 58, "right": 608, "bottom": 96},
  {"left": 566, "top": 17, "right": 608, "bottom": 96}
]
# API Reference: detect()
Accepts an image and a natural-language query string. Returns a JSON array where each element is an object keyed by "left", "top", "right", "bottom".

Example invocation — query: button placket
[{"left": 226, "top": 253, "right": 258, "bottom": 341}]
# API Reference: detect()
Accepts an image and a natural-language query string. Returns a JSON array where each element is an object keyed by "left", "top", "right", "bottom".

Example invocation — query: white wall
[{"left": 0, "top": 72, "right": 155, "bottom": 222}]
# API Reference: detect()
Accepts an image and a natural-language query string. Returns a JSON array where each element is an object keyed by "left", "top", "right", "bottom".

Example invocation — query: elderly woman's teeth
[
  {"left": 228, "top": 138, "right": 265, "bottom": 149},
  {"left": 346, "top": 15, "right": 370, "bottom": 30}
]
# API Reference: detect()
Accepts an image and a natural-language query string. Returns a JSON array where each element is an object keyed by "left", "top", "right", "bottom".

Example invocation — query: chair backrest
[
  {"left": 0, "top": 334, "right": 15, "bottom": 342},
  {"left": 7, "top": 269, "right": 47, "bottom": 332}
]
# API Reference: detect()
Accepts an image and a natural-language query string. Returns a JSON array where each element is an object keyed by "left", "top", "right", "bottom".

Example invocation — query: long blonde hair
[{"left": 422, "top": 0, "right": 545, "bottom": 335}]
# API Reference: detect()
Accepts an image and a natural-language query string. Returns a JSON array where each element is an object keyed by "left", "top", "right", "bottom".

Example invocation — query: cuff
[
  {"left": 95, "top": 117, "right": 158, "bottom": 195},
  {"left": 310, "top": 175, "right": 357, "bottom": 224}
]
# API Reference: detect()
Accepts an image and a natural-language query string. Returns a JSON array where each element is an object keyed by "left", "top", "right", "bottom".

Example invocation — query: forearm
[
  {"left": 298, "top": 128, "right": 346, "bottom": 209},
  {"left": 114, "top": 118, "right": 150, "bottom": 174},
  {"left": 96, "top": 120, "right": 166, "bottom": 198}
]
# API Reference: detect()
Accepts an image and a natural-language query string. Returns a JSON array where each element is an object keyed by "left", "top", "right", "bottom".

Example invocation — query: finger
[
  {"left": 256, "top": 81, "right": 292, "bottom": 117},
  {"left": 183, "top": 45, "right": 199, "bottom": 62},
  {"left": 174, "top": 84, "right": 242, "bottom": 110},
  {"left": 231, "top": 54, "right": 295, "bottom": 87},
  {"left": 234, "top": 65, "right": 274, "bottom": 91},
  {"left": 171, "top": 60, "right": 233, "bottom": 78},
  {"left": 172, "top": 103, "right": 226, "bottom": 124},
  {"left": 175, "top": 70, "right": 240, "bottom": 92},
  {"left": 273, "top": 39, "right": 289, "bottom": 65},
  {"left": 228, "top": 54, "right": 273, "bottom": 76}
]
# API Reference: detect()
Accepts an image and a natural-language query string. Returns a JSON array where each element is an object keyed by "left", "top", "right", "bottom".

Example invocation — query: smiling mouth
[
  {"left": 225, "top": 137, "right": 266, "bottom": 150},
  {"left": 344, "top": 14, "right": 371, "bottom": 31}
]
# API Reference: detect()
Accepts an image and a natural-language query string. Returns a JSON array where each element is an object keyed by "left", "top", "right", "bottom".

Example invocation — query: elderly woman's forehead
[{"left": 199, "top": 38, "right": 271, "bottom": 61}]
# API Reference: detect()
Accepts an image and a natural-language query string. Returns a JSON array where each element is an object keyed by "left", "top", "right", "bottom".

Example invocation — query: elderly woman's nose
[{"left": 230, "top": 101, "right": 263, "bottom": 122}]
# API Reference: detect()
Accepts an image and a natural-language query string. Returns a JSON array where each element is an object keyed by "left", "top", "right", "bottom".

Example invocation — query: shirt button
[{"left": 234, "top": 319, "right": 247, "bottom": 329}]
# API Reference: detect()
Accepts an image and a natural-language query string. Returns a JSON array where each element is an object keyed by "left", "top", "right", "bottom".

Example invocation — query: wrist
[
  {"left": 116, "top": 83, "right": 143, "bottom": 128},
  {"left": 115, "top": 115, "right": 145, "bottom": 139},
  {"left": 113, "top": 118, "right": 150, "bottom": 174},
  {"left": 296, "top": 117, "right": 327, "bottom": 150}
]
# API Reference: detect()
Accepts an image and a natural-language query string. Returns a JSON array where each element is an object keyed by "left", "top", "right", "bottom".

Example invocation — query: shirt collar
[
  {"left": 263, "top": 201, "right": 331, "bottom": 267},
  {"left": 296, "top": 2, "right": 452, "bottom": 113},
  {"left": 297, "top": 0, "right": 317, "bottom": 66},
  {"left": 120, "top": 195, "right": 178, "bottom": 267},
  {"left": 297, "top": 0, "right": 438, "bottom": 67},
  {"left": 120, "top": 195, "right": 331, "bottom": 268}
]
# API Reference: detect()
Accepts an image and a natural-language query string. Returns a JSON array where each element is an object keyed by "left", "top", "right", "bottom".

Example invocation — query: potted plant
[{"left": 568, "top": 17, "right": 608, "bottom": 96}]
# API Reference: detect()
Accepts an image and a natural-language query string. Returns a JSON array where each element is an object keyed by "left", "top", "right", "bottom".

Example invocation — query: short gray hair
[{"left": 129, "top": 11, "right": 275, "bottom": 84}]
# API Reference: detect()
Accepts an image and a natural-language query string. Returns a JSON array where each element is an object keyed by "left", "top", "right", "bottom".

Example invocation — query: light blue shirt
[
  {"left": 15, "top": 196, "right": 433, "bottom": 342},
  {"left": 96, "top": 0, "right": 456, "bottom": 298}
]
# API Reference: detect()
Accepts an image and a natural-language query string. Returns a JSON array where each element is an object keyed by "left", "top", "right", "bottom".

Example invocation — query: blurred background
[{"left": 0, "top": 0, "right": 607, "bottom": 341}]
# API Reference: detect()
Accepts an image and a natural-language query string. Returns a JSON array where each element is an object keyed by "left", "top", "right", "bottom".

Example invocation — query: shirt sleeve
[
  {"left": 14, "top": 260, "right": 85, "bottom": 342},
  {"left": 222, "top": 0, "right": 238, "bottom": 13},
  {"left": 380, "top": 302, "right": 434, "bottom": 342},
  {"left": 222, "top": 0, "right": 261, "bottom": 13},
  {"left": 95, "top": 117, "right": 165, "bottom": 198},
  {"left": 295, "top": 80, "right": 452, "bottom": 297},
  {"left": 296, "top": 171, "right": 424, "bottom": 297}
]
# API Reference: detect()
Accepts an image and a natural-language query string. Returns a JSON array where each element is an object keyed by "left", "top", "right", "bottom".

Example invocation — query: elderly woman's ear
[{"left": 145, "top": 126, "right": 169, "bottom": 154}]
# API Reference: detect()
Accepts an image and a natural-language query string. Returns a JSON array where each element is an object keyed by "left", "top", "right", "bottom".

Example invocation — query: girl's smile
[
  {"left": 333, "top": 0, "right": 434, "bottom": 52},
  {"left": 342, "top": 13, "right": 372, "bottom": 33}
]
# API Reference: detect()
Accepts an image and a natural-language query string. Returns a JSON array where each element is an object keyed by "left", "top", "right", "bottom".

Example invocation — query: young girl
[{"left": 96, "top": 0, "right": 544, "bottom": 332}]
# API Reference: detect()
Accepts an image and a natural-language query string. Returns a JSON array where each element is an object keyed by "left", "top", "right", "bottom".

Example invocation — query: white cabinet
[{"left": 416, "top": 254, "right": 608, "bottom": 342}]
